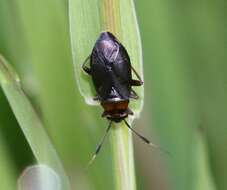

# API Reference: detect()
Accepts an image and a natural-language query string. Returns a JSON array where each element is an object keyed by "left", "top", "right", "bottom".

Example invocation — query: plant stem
[
  {"left": 69, "top": 0, "right": 142, "bottom": 188},
  {"left": 101, "top": 0, "right": 137, "bottom": 189},
  {"left": 110, "top": 122, "right": 136, "bottom": 190}
]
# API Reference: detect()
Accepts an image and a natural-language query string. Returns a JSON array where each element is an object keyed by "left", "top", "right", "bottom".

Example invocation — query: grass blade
[
  {"left": 0, "top": 132, "right": 16, "bottom": 190},
  {"left": 69, "top": 0, "right": 143, "bottom": 189},
  {"left": 0, "top": 55, "right": 71, "bottom": 190},
  {"left": 18, "top": 164, "right": 61, "bottom": 190},
  {"left": 110, "top": 122, "right": 136, "bottom": 190},
  {"left": 69, "top": 0, "right": 143, "bottom": 115},
  {"left": 69, "top": 0, "right": 102, "bottom": 105}
]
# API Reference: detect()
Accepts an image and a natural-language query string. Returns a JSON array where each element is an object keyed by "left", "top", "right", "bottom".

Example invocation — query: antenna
[
  {"left": 123, "top": 120, "right": 170, "bottom": 155},
  {"left": 87, "top": 121, "right": 112, "bottom": 167}
]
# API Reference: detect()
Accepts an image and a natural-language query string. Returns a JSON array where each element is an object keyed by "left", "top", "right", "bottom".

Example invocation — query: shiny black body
[
  {"left": 82, "top": 31, "right": 143, "bottom": 122},
  {"left": 90, "top": 32, "right": 131, "bottom": 101}
]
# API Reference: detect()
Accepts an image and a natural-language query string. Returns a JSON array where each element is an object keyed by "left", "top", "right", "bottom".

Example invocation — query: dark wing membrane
[
  {"left": 90, "top": 38, "right": 132, "bottom": 101},
  {"left": 91, "top": 47, "right": 112, "bottom": 100},
  {"left": 110, "top": 43, "right": 132, "bottom": 99}
]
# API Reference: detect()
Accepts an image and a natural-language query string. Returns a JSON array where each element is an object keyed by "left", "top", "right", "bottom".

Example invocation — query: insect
[{"left": 82, "top": 31, "right": 158, "bottom": 165}]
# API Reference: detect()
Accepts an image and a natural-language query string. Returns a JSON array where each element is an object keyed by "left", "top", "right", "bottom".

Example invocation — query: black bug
[{"left": 82, "top": 31, "right": 160, "bottom": 165}]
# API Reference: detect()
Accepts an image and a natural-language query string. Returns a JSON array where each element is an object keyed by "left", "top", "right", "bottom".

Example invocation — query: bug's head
[{"left": 106, "top": 113, "right": 128, "bottom": 123}]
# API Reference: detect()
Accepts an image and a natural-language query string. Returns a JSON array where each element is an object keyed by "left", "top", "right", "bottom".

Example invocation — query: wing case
[{"left": 90, "top": 32, "right": 132, "bottom": 101}]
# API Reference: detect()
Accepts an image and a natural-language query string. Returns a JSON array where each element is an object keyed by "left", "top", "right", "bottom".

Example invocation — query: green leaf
[
  {"left": 15, "top": 1, "right": 109, "bottom": 188},
  {"left": 0, "top": 55, "right": 71, "bottom": 190},
  {"left": 69, "top": 0, "right": 143, "bottom": 190},
  {"left": 69, "top": 0, "right": 143, "bottom": 117},
  {"left": 0, "top": 132, "right": 16, "bottom": 190}
]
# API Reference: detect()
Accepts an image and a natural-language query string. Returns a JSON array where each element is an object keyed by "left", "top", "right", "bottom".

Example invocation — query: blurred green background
[{"left": 0, "top": 0, "right": 226, "bottom": 190}]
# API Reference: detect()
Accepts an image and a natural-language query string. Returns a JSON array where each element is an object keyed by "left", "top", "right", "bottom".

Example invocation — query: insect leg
[
  {"left": 87, "top": 121, "right": 112, "bottom": 167},
  {"left": 130, "top": 89, "right": 139, "bottom": 99},
  {"left": 82, "top": 55, "right": 91, "bottom": 75},
  {"left": 130, "top": 66, "right": 143, "bottom": 86},
  {"left": 101, "top": 111, "right": 108, "bottom": 118},
  {"left": 93, "top": 95, "right": 100, "bottom": 101},
  {"left": 131, "top": 79, "right": 143, "bottom": 86},
  {"left": 126, "top": 108, "right": 133, "bottom": 115}
]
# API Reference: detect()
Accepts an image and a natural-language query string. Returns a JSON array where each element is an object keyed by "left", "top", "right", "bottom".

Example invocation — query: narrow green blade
[
  {"left": 69, "top": 0, "right": 143, "bottom": 117},
  {"left": 0, "top": 132, "right": 16, "bottom": 190},
  {"left": 0, "top": 55, "right": 71, "bottom": 190},
  {"left": 69, "top": 0, "right": 144, "bottom": 190}
]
